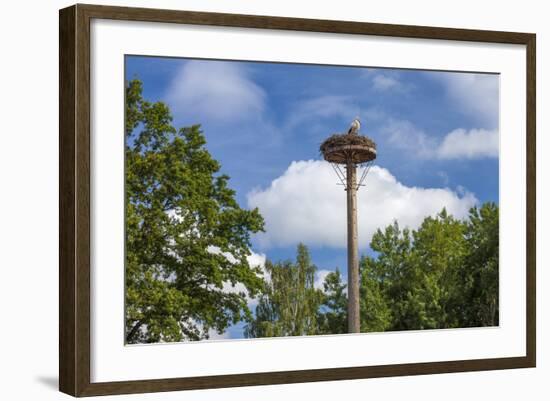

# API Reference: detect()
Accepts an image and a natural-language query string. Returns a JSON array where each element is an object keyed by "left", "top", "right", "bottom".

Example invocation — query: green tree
[
  {"left": 317, "top": 269, "right": 348, "bottom": 334},
  {"left": 125, "top": 79, "right": 265, "bottom": 344},
  {"left": 411, "top": 209, "right": 468, "bottom": 329},
  {"left": 366, "top": 221, "right": 420, "bottom": 330},
  {"left": 362, "top": 207, "right": 497, "bottom": 332},
  {"left": 245, "top": 244, "right": 323, "bottom": 338},
  {"left": 360, "top": 256, "right": 392, "bottom": 332},
  {"left": 459, "top": 203, "right": 499, "bottom": 327}
]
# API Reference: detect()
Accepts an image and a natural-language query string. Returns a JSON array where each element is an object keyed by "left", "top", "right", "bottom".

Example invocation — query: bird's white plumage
[{"left": 348, "top": 118, "right": 361, "bottom": 134}]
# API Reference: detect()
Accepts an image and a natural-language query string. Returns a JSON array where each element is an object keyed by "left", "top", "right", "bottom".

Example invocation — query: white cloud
[
  {"left": 285, "top": 95, "right": 360, "bottom": 132},
  {"left": 248, "top": 161, "right": 477, "bottom": 249},
  {"left": 361, "top": 69, "right": 411, "bottom": 93},
  {"left": 432, "top": 72, "right": 499, "bottom": 127},
  {"left": 247, "top": 251, "right": 267, "bottom": 273},
  {"left": 381, "top": 119, "right": 498, "bottom": 160},
  {"left": 314, "top": 269, "right": 333, "bottom": 290},
  {"left": 372, "top": 75, "right": 401, "bottom": 91},
  {"left": 436, "top": 128, "right": 499, "bottom": 159},
  {"left": 165, "top": 60, "right": 266, "bottom": 123},
  {"left": 207, "top": 246, "right": 267, "bottom": 307},
  {"left": 381, "top": 119, "right": 435, "bottom": 157},
  {"left": 207, "top": 329, "right": 232, "bottom": 341}
]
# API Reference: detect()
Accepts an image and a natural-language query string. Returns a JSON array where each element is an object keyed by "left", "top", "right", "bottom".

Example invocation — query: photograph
[
  {"left": 124, "top": 56, "right": 500, "bottom": 344},
  {"left": 0, "top": 0, "right": 543, "bottom": 399}
]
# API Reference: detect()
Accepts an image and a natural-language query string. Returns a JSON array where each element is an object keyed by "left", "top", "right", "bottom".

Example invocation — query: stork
[{"left": 348, "top": 118, "right": 361, "bottom": 135}]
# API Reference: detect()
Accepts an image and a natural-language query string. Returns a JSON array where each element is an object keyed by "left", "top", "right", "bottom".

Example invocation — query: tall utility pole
[
  {"left": 320, "top": 119, "right": 376, "bottom": 333},
  {"left": 346, "top": 160, "right": 360, "bottom": 332}
]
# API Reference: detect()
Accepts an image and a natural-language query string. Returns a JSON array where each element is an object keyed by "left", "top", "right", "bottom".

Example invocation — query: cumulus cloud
[
  {"left": 432, "top": 72, "right": 499, "bottom": 127},
  {"left": 436, "top": 128, "right": 498, "bottom": 159},
  {"left": 165, "top": 60, "right": 266, "bottom": 123},
  {"left": 381, "top": 119, "right": 499, "bottom": 160},
  {"left": 247, "top": 161, "right": 477, "bottom": 249}
]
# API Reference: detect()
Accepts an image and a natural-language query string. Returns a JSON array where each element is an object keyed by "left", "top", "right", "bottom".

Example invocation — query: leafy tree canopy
[
  {"left": 245, "top": 244, "right": 323, "bottom": 338},
  {"left": 125, "top": 79, "right": 265, "bottom": 343},
  {"left": 360, "top": 204, "right": 499, "bottom": 332},
  {"left": 317, "top": 269, "right": 348, "bottom": 335}
]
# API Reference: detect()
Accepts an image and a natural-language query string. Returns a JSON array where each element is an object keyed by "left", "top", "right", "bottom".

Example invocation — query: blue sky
[{"left": 126, "top": 55, "right": 499, "bottom": 339}]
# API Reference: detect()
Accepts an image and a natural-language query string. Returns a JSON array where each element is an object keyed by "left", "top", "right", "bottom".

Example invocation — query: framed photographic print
[{"left": 59, "top": 4, "right": 536, "bottom": 397}]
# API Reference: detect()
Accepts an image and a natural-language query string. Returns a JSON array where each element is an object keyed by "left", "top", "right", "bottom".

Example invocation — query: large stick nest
[{"left": 320, "top": 133, "right": 377, "bottom": 164}]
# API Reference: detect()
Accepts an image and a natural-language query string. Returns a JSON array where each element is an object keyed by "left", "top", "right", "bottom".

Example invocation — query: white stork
[{"left": 348, "top": 118, "right": 361, "bottom": 135}]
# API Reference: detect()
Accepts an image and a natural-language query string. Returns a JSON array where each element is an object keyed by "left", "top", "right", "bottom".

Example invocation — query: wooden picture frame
[{"left": 59, "top": 3, "right": 536, "bottom": 397}]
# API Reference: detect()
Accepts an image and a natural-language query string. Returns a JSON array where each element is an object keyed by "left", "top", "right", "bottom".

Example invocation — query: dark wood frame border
[{"left": 59, "top": 3, "right": 536, "bottom": 397}]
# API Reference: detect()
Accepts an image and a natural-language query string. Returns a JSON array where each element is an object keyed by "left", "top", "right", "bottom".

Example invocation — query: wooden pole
[{"left": 346, "top": 161, "right": 360, "bottom": 333}]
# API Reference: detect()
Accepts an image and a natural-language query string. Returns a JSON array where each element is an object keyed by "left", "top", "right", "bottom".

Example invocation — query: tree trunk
[{"left": 126, "top": 320, "right": 143, "bottom": 343}]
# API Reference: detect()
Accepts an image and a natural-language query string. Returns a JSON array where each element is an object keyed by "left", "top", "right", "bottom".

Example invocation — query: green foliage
[
  {"left": 245, "top": 244, "right": 323, "bottom": 338},
  {"left": 459, "top": 202, "right": 499, "bottom": 327},
  {"left": 363, "top": 221, "right": 414, "bottom": 331},
  {"left": 360, "top": 256, "right": 392, "bottom": 332},
  {"left": 410, "top": 208, "right": 468, "bottom": 329},
  {"left": 125, "top": 79, "right": 265, "bottom": 344},
  {"left": 317, "top": 269, "right": 348, "bottom": 334},
  {"left": 360, "top": 205, "right": 499, "bottom": 332}
]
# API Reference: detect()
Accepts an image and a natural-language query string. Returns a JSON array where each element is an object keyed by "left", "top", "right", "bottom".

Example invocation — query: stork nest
[{"left": 320, "top": 133, "right": 377, "bottom": 164}]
